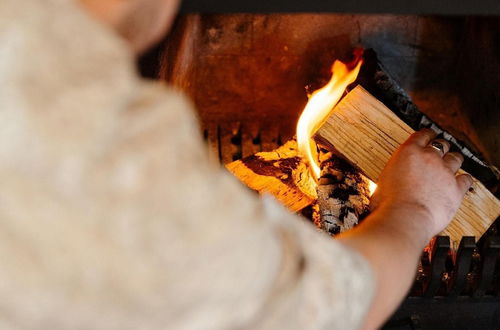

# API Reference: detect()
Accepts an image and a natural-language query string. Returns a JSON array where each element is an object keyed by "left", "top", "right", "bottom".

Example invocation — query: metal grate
[
  {"left": 210, "top": 121, "right": 500, "bottom": 298},
  {"left": 203, "top": 121, "right": 285, "bottom": 164},
  {"left": 413, "top": 235, "right": 500, "bottom": 298}
]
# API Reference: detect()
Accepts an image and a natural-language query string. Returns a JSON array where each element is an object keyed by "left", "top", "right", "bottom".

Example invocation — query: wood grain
[{"left": 315, "top": 86, "right": 500, "bottom": 247}]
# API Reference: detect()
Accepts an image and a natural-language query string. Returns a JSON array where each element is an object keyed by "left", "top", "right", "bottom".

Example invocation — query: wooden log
[
  {"left": 355, "top": 49, "right": 499, "bottom": 186},
  {"left": 315, "top": 86, "right": 500, "bottom": 248},
  {"left": 315, "top": 150, "right": 371, "bottom": 235},
  {"left": 226, "top": 140, "right": 317, "bottom": 212}
]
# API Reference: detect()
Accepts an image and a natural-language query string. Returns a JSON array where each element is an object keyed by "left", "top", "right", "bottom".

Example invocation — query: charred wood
[
  {"left": 315, "top": 150, "right": 371, "bottom": 235},
  {"left": 226, "top": 140, "right": 317, "bottom": 212}
]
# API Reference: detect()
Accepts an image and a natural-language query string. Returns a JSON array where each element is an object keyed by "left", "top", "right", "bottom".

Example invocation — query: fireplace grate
[
  {"left": 202, "top": 122, "right": 285, "bottom": 164},
  {"left": 204, "top": 123, "right": 500, "bottom": 300}
]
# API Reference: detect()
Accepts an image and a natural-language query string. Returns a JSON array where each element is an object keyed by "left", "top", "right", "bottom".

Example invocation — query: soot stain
[
  {"left": 242, "top": 155, "right": 301, "bottom": 188},
  {"left": 330, "top": 186, "right": 359, "bottom": 201}
]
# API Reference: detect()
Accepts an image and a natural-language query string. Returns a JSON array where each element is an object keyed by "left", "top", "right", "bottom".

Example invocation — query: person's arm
[
  {"left": 338, "top": 129, "right": 472, "bottom": 329},
  {"left": 0, "top": 1, "right": 375, "bottom": 327}
]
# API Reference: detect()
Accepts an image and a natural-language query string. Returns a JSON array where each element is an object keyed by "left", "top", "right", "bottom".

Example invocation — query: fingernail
[{"left": 465, "top": 174, "right": 473, "bottom": 186}]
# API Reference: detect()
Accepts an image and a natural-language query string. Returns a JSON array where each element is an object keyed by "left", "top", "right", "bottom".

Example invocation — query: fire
[
  {"left": 368, "top": 180, "right": 377, "bottom": 196},
  {"left": 296, "top": 50, "right": 364, "bottom": 180}
]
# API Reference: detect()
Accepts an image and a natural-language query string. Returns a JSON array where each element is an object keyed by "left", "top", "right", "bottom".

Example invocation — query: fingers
[
  {"left": 445, "top": 153, "right": 472, "bottom": 196},
  {"left": 405, "top": 129, "right": 437, "bottom": 147},
  {"left": 456, "top": 174, "right": 473, "bottom": 194},
  {"left": 406, "top": 130, "right": 472, "bottom": 196},
  {"left": 425, "top": 139, "right": 450, "bottom": 157},
  {"left": 443, "top": 152, "right": 464, "bottom": 173}
]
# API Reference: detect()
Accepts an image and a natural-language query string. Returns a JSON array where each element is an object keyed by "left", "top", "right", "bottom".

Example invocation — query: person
[{"left": 0, "top": 0, "right": 472, "bottom": 329}]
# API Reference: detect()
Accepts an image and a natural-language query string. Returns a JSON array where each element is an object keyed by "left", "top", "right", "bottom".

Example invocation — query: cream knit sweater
[{"left": 0, "top": 0, "right": 374, "bottom": 328}]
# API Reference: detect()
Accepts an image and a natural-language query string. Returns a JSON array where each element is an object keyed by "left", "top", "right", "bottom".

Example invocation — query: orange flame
[
  {"left": 368, "top": 180, "right": 377, "bottom": 196},
  {"left": 297, "top": 50, "right": 364, "bottom": 180}
]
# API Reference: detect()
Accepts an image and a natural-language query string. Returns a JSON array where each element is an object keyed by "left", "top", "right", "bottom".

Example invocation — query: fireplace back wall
[{"left": 141, "top": 14, "right": 500, "bottom": 176}]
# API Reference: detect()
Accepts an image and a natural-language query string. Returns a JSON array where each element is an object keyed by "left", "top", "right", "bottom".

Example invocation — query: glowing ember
[
  {"left": 296, "top": 50, "right": 364, "bottom": 180},
  {"left": 368, "top": 180, "right": 378, "bottom": 196}
]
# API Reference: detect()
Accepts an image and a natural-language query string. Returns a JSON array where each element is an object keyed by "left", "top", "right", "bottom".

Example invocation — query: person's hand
[
  {"left": 340, "top": 129, "right": 473, "bottom": 330},
  {"left": 370, "top": 129, "right": 472, "bottom": 240}
]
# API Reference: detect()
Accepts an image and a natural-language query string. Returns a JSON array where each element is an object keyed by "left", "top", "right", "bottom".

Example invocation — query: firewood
[
  {"left": 315, "top": 86, "right": 500, "bottom": 248},
  {"left": 355, "top": 49, "right": 499, "bottom": 186},
  {"left": 315, "top": 150, "right": 371, "bottom": 235},
  {"left": 226, "top": 140, "right": 317, "bottom": 212}
]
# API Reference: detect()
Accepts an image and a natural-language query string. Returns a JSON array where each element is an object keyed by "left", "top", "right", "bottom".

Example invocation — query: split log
[
  {"left": 315, "top": 85, "right": 500, "bottom": 248},
  {"left": 356, "top": 49, "right": 499, "bottom": 186},
  {"left": 226, "top": 140, "right": 317, "bottom": 212},
  {"left": 315, "top": 150, "right": 371, "bottom": 235}
]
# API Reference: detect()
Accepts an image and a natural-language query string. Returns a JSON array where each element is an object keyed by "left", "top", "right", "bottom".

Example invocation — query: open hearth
[{"left": 139, "top": 14, "right": 500, "bottom": 330}]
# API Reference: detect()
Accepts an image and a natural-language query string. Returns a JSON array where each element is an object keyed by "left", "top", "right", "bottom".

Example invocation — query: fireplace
[{"left": 139, "top": 13, "right": 500, "bottom": 330}]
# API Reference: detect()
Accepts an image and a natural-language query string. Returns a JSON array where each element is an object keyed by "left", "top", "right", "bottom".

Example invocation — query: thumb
[{"left": 456, "top": 174, "right": 473, "bottom": 195}]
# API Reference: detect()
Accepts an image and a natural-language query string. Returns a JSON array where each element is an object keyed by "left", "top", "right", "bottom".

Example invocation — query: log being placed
[
  {"left": 356, "top": 49, "right": 499, "bottom": 186},
  {"left": 226, "top": 140, "right": 317, "bottom": 212},
  {"left": 315, "top": 149, "right": 371, "bottom": 235},
  {"left": 315, "top": 85, "right": 500, "bottom": 248}
]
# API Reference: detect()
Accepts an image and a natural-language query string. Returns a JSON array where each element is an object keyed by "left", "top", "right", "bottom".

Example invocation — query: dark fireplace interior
[{"left": 139, "top": 14, "right": 500, "bottom": 330}]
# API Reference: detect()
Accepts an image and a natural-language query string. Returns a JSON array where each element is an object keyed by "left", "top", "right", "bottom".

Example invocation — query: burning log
[
  {"left": 315, "top": 150, "right": 371, "bottom": 235},
  {"left": 227, "top": 137, "right": 373, "bottom": 231},
  {"left": 315, "top": 85, "right": 500, "bottom": 247},
  {"left": 226, "top": 140, "right": 317, "bottom": 212}
]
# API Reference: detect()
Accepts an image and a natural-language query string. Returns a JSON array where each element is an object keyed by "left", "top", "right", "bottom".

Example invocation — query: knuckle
[
  {"left": 419, "top": 128, "right": 435, "bottom": 136},
  {"left": 442, "top": 143, "right": 451, "bottom": 153},
  {"left": 401, "top": 143, "right": 417, "bottom": 153},
  {"left": 404, "top": 148, "right": 424, "bottom": 161},
  {"left": 458, "top": 174, "right": 473, "bottom": 188},
  {"left": 448, "top": 152, "right": 464, "bottom": 163},
  {"left": 421, "top": 148, "right": 440, "bottom": 160},
  {"left": 402, "top": 137, "right": 417, "bottom": 147}
]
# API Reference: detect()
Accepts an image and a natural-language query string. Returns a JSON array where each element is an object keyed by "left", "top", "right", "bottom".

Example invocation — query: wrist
[{"left": 370, "top": 202, "right": 434, "bottom": 251}]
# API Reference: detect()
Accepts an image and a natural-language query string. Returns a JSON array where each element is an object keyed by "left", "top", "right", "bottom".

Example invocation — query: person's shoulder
[
  {"left": 132, "top": 81, "right": 197, "bottom": 118},
  {"left": 119, "top": 80, "right": 201, "bottom": 142},
  {"left": 0, "top": 0, "right": 137, "bottom": 155}
]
